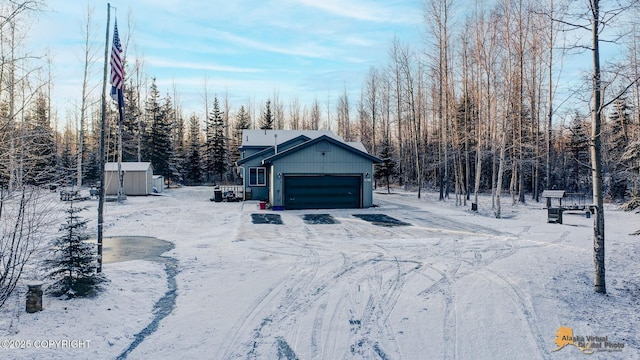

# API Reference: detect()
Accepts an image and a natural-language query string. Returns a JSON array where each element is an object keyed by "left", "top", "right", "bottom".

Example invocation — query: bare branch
[{"left": 602, "top": 76, "right": 640, "bottom": 109}]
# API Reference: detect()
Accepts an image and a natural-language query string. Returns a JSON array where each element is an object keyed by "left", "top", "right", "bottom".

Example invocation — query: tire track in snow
[
  {"left": 223, "top": 226, "right": 390, "bottom": 359},
  {"left": 219, "top": 280, "right": 289, "bottom": 359},
  {"left": 229, "top": 200, "right": 531, "bottom": 359},
  {"left": 244, "top": 241, "right": 322, "bottom": 359},
  {"left": 310, "top": 301, "right": 327, "bottom": 359},
  {"left": 477, "top": 269, "right": 551, "bottom": 360},
  {"left": 375, "top": 196, "right": 505, "bottom": 237},
  {"left": 220, "top": 230, "right": 323, "bottom": 356},
  {"left": 344, "top": 256, "right": 415, "bottom": 359},
  {"left": 417, "top": 261, "right": 458, "bottom": 360},
  {"left": 240, "top": 242, "right": 417, "bottom": 359}
]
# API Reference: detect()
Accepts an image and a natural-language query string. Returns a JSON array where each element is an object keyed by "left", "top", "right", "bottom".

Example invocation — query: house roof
[
  {"left": 236, "top": 135, "right": 311, "bottom": 165},
  {"left": 239, "top": 130, "right": 342, "bottom": 149},
  {"left": 262, "top": 135, "right": 382, "bottom": 164},
  {"left": 105, "top": 162, "right": 153, "bottom": 172},
  {"left": 346, "top": 142, "right": 368, "bottom": 153}
]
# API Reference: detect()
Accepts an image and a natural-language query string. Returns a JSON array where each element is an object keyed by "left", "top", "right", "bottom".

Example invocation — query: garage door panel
[{"left": 284, "top": 175, "right": 361, "bottom": 209}]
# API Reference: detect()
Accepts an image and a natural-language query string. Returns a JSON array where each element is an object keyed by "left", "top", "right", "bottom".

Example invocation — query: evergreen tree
[
  {"left": 567, "top": 113, "right": 590, "bottom": 193},
  {"left": 236, "top": 105, "right": 251, "bottom": 131},
  {"left": 374, "top": 137, "right": 397, "bottom": 194},
  {"left": 621, "top": 141, "right": 640, "bottom": 204},
  {"left": 230, "top": 105, "right": 251, "bottom": 168},
  {"left": 204, "top": 111, "right": 213, "bottom": 183},
  {"left": 26, "top": 92, "right": 56, "bottom": 186},
  {"left": 606, "top": 98, "right": 631, "bottom": 199},
  {"left": 84, "top": 153, "right": 100, "bottom": 185},
  {"left": 184, "top": 114, "right": 203, "bottom": 184},
  {"left": 46, "top": 203, "right": 103, "bottom": 298},
  {"left": 173, "top": 112, "right": 186, "bottom": 185},
  {"left": 260, "top": 99, "right": 273, "bottom": 130},
  {"left": 144, "top": 79, "right": 174, "bottom": 185},
  {"left": 162, "top": 95, "right": 181, "bottom": 185},
  {"left": 122, "top": 81, "right": 143, "bottom": 162},
  {"left": 57, "top": 126, "right": 76, "bottom": 186},
  {"left": 207, "top": 96, "right": 227, "bottom": 181},
  {"left": 143, "top": 79, "right": 161, "bottom": 165}
]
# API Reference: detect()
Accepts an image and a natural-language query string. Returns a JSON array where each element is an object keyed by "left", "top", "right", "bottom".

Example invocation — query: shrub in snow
[{"left": 45, "top": 202, "right": 104, "bottom": 298}]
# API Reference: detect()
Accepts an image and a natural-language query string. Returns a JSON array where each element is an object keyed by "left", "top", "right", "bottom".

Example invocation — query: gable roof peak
[{"left": 240, "top": 129, "right": 343, "bottom": 147}]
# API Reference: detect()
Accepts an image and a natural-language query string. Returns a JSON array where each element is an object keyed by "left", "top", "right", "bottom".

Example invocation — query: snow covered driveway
[
  {"left": 121, "top": 188, "right": 640, "bottom": 359},
  {"left": 3, "top": 186, "right": 638, "bottom": 359}
]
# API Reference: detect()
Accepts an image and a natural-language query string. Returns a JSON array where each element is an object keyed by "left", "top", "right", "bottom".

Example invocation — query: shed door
[{"left": 284, "top": 175, "right": 361, "bottom": 210}]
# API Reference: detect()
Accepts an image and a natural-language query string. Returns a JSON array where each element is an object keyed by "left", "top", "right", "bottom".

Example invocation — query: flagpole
[
  {"left": 110, "top": 17, "right": 125, "bottom": 203},
  {"left": 97, "top": 3, "right": 111, "bottom": 273},
  {"left": 118, "top": 91, "right": 124, "bottom": 203}
]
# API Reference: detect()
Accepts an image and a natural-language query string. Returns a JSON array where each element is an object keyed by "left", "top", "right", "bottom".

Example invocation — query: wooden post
[
  {"left": 97, "top": 3, "right": 111, "bottom": 273},
  {"left": 26, "top": 284, "right": 43, "bottom": 313}
]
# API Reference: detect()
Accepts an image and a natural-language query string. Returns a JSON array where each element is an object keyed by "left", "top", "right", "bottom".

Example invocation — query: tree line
[{"left": 2, "top": 0, "right": 640, "bottom": 207}]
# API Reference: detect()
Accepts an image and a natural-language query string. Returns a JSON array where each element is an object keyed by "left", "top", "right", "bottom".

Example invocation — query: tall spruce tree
[
  {"left": 122, "top": 81, "right": 143, "bottom": 162},
  {"left": 57, "top": 126, "right": 76, "bottom": 186},
  {"left": 621, "top": 141, "right": 640, "bottom": 214},
  {"left": 144, "top": 79, "right": 174, "bottom": 185},
  {"left": 184, "top": 114, "right": 203, "bottom": 184},
  {"left": 567, "top": 113, "right": 590, "bottom": 193},
  {"left": 230, "top": 105, "right": 251, "bottom": 168},
  {"left": 606, "top": 98, "right": 631, "bottom": 199},
  {"left": 162, "top": 95, "right": 181, "bottom": 185},
  {"left": 236, "top": 105, "right": 251, "bottom": 131},
  {"left": 374, "top": 137, "right": 397, "bottom": 194},
  {"left": 26, "top": 92, "right": 56, "bottom": 186},
  {"left": 207, "top": 96, "right": 227, "bottom": 181},
  {"left": 173, "top": 112, "right": 186, "bottom": 184},
  {"left": 260, "top": 99, "right": 273, "bottom": 130},
  {"left": 46, "top": 203, "right": 103, "bottom": 298}
]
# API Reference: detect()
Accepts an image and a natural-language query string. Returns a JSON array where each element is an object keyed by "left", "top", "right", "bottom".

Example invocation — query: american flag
[{"left": 110, "top": 20, "right": 124, "bottom": 108}]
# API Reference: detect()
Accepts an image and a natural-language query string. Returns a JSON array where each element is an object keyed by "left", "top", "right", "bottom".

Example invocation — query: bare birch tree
[
  {"left": 289, "top": 96, "right": 301, "bottom": 130},
  {"left": 0, "top": 0, "right": 49, "bottom": 309},
  {"left": 309, "top": 97, "right": 321, "bottom": 130},
  {"left": 77, "top": 4, "right": 98, "bottom": 187}
]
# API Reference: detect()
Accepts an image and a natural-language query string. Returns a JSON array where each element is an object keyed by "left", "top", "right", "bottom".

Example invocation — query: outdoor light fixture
[{"left": 365, "top": 172, "right": 370, "bottom": 179}]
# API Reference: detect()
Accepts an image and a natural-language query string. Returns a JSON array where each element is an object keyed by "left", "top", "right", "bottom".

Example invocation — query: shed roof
[
  {"left": 541, "top": 190, "right": 566, "bottom": 199},
  {"left": 240, "top": 130, "right": 342, "bottom": 148},
  {"left": 105, "top": 162, "right": 153, "bottom": 172}
]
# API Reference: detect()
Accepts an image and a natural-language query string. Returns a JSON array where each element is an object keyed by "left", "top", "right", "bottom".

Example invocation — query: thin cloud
[
  {"left": 210, "top": 30, "right": 336, "bottom": 59},
  {"left": 146, "top": 57, "right": 263, "bottom": 73},
  {"left": 293, "top": 0, "right": 421, "bottom": 24}
]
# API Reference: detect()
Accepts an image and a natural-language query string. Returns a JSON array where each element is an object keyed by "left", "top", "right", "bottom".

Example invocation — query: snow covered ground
[{"left": 1, "top": 186, "right": 639, "bottom": 359}]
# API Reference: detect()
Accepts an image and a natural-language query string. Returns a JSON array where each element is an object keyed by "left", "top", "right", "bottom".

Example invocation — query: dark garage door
[{"left": 284, "top": 175, "right": 361, "bottom": 210}]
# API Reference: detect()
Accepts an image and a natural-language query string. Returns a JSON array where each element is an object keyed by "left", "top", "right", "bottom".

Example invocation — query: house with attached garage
[{"left": 235, "top": 130, "right": 382, "bottom": 210}]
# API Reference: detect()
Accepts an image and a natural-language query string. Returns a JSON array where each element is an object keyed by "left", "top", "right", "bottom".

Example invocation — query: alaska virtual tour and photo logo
[{"left": 551, "top": 326, "right": 625, "bottom": 354}]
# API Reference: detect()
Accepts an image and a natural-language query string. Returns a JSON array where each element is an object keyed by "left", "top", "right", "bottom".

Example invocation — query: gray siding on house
[
  {"left": 238, "top": 137, "right": 311, "bottom": 202},
  {"left": 240, "top": 147, "right": 266, "bottom": 160},
  {"left": 268, "top": 140, "right": 375, "bottom": 208},
  {"left": 239, "top": 156, "right": 270, "bottom": 201}
]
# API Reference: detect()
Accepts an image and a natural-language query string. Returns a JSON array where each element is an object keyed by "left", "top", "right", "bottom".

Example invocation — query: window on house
[{"left": 249, "top": 167, "right": 266, "bottom": 186}]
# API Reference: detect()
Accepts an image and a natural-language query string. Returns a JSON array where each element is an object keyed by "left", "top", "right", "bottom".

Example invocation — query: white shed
[
  {"left": 105, "top": 162, "right": 154, "bottom": 196},
  {"left": 152, "top": 175, "right": 164, "bottom": 193}
]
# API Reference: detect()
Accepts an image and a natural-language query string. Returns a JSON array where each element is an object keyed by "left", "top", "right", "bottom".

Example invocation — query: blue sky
[{"left": 32, "top": 0, "right": 424, "bottom": 124}]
